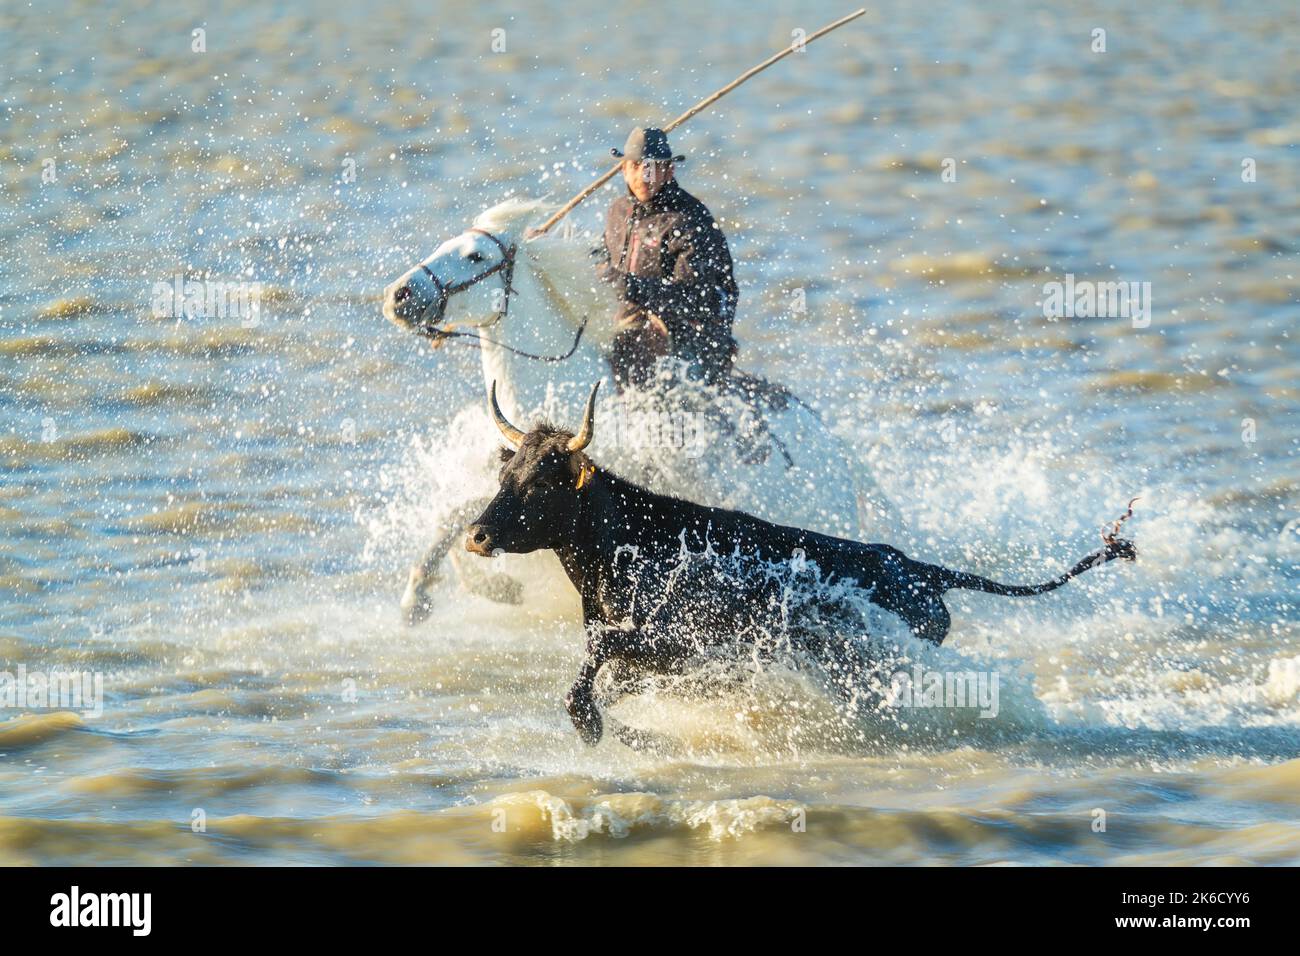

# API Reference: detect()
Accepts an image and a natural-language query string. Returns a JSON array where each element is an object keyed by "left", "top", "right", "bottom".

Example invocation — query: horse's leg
[
  {"left": 401, "top": 495, "right": 522, "bottom": 624},
  {"left": 400, "top": 503, "right": 476, "bottom": 625}
]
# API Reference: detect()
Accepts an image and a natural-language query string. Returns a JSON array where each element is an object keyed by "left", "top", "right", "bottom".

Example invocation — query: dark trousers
[{"left": 608, "top": 315, "right": 736, "bottom": 390}]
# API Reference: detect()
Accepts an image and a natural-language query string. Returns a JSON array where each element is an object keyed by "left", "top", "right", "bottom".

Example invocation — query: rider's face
[{"left": 623, "top": 160, "right": 673, "bottom": 201}]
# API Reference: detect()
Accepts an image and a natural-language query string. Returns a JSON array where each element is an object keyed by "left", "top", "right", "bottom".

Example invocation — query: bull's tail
[
  {"left": 938, "top": 536, "right": 1136, "bottom": 597},
  {"left": 938, "top": 498, "right": 1139, "bottom": 597}
]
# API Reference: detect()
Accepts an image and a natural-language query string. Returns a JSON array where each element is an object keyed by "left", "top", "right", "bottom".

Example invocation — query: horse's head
[{"left": 382, "top": 198, "right": 547, "bottom": 338}]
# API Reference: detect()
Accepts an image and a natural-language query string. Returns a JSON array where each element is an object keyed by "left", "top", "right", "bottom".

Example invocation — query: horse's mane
[
  {"left": 472, "top": 195, "right": 613, "bottom": 341},
  {"left": 467, "top": 194, "right": 617, "bottom": 343},
  {"left": 472, "top": 196, "right": 552, "bottom": 233}
]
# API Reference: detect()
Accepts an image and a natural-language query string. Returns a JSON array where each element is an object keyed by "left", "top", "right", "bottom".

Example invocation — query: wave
[{"left": 0, "top": 712, "right": 85, "bottom": 750}]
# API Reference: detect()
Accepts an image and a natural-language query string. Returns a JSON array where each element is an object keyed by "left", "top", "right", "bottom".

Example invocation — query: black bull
[{"left": 467, "top": 382, "right": 1136, "bottom": 746}]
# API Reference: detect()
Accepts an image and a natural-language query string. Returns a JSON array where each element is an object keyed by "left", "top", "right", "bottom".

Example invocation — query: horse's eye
[{"left": 467, "top": 251, "right": 484, "bottom": 263}]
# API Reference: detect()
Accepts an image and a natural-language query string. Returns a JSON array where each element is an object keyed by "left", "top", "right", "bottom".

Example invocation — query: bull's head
[{"left": 465, "top": 381, "right": 601, "bottom": 556}]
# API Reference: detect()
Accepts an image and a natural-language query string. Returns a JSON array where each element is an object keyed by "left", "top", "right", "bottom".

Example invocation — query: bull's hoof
[
  {"left": 565, "top": 689, "right": 603, "bottom": 745},
  {"left": 573, "top": 711, "right": 603, "bottom": 746},
  {"left": 607, "top": 718, "right": 676, "bottom": 755}
]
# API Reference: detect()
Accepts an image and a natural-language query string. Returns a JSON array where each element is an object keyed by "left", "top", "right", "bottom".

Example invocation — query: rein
[
  {"left": 428, "top": 314, "right": 590, "bottom": 363},
  {"left": 418, "top": 226, "right": 587, "bottom": 363}
]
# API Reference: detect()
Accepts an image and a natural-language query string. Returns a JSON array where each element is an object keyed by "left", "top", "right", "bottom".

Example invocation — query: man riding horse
[{"left": 596, "top": 127, "right": 739, "bottom": 389}]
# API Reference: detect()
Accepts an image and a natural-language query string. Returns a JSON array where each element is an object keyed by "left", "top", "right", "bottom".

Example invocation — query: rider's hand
[{"left": 597, "top": 263, "right": 630, "bottom": 298}]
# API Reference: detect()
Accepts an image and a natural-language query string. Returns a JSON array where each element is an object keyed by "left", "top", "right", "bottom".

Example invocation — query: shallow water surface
[{"left": 1, "top": 0, "right": 1297, "bottom": 865}]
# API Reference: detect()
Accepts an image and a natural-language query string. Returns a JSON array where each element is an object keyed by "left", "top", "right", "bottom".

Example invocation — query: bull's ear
[
  {"left": 570, "top": 453, "right": 596, "bottom": 490},
  {"left": 498, "top": 446, "right": 516, "bottom": 463}
]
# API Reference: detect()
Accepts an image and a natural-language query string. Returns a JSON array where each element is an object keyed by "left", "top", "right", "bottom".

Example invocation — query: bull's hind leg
[
  {"left": 401, "top": 496, "right": 523, "bottom": 625},
  {"left": 592, "top": 663, "right": 680, "bottom": 755},
  {"left": 795, "top": 628, "right": 870, "bottom": 706},
  {"left": 606, "top": 718, "right": 678, "bottom": 754}
]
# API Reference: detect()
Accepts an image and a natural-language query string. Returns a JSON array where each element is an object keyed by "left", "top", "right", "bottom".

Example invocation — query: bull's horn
[
  {"left": 488, "top": 380, "right": 525, "bottom": 447},
  {"left": 566, "top": 381, "right": 601, "bottom": 452}
]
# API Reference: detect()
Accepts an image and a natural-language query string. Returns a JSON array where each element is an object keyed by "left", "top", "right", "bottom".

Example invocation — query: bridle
[
  {"left": 411, "top": 226, "right": 587, "bottom": 363},
  {"left": 417, "top": 227, "right": 517, "bottom": 333}
]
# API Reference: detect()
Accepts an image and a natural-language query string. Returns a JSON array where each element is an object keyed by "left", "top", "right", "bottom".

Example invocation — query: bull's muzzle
[{"left": 465, "top": 524, "right": 497, "bottom": 556}]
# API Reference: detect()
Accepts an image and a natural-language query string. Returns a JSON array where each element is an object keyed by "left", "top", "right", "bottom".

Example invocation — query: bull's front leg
[
  {"left": 565, "top": 658, "right": 605, "bottom": 746},
  {"left": 564, "top": 626, "right": 700, "bottom": 746},
  {"left": 564, "top": 625, "right": 649, "bottom": 745}
]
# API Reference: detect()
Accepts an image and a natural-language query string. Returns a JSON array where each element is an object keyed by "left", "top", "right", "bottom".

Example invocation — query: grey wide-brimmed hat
[{"left": 611, "top": 127, "right": 685, "bottom": 163}]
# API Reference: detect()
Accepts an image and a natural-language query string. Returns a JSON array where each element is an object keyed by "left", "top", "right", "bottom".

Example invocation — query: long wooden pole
[{"left": 528, "top": 8, "right": 867, "bottom": 237}]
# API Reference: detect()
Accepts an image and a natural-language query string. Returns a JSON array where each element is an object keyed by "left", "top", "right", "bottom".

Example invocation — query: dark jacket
[{"left": 600, "top": 181, "right": 738, "bottom": 378}]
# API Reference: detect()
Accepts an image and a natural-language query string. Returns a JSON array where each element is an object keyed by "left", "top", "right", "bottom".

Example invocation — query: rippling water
[{"left": 1, "top": 0, "right": 1298, "bottom": 865}]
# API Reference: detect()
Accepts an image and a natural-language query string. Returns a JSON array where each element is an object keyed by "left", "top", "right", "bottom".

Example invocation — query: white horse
[{"left": 382, "top": 197, "right": 901, "bottom": 622}]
